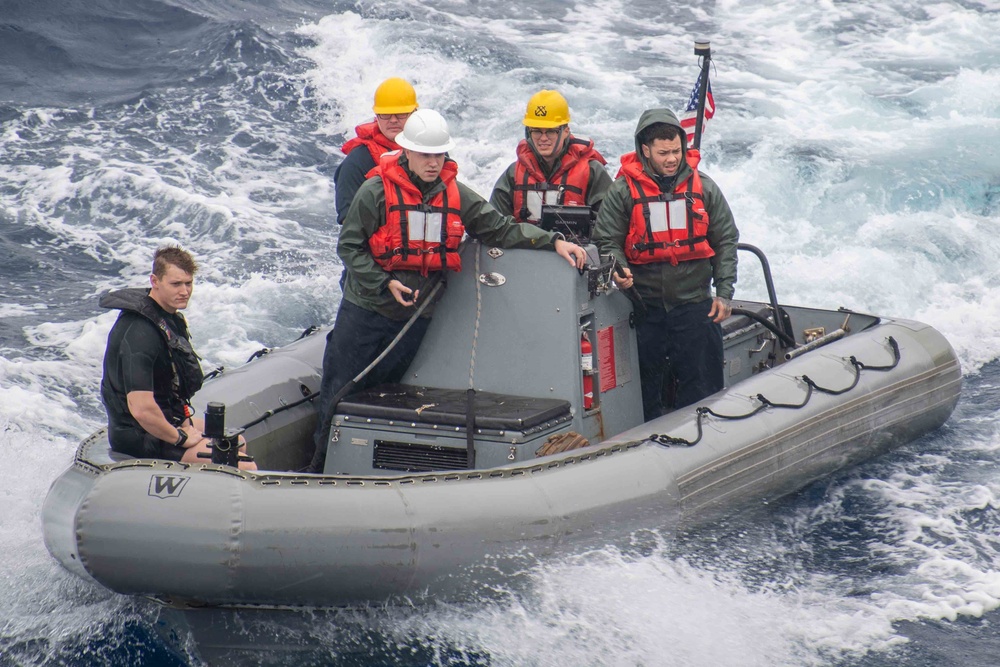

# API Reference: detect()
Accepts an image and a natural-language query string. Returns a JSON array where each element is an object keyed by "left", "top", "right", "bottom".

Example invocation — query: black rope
[
  {"left": 241, "top": 390, "right": 319, "bottom": 430},
  {"left": 297, "top": 325, "right": 319, "bottom": 340},
  {"left": 246, "top": 347, "right": 271, "bottom": 363},
  {"left": 731, "top": 306, "right": 797, "bottom": 348},
  {"left": 648, "top": 336, "right": 901, "bottom": 448},
  {"left": 204, "top": 329, "right": 315, "bottom": 394}
]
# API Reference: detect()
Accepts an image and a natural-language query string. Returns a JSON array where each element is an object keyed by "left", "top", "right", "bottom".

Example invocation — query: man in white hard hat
[{"left": 309, "top": 109, "right": 588, "bottom": 472}]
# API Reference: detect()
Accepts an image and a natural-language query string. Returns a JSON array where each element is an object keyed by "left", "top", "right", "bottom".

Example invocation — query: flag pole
[{"left": 691, "top": 40, "right": 712, "bottom": 151}]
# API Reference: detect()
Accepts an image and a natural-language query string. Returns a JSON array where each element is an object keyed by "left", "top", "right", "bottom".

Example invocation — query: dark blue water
[{"left": 3, "top": 0, "right": 999, "bottom": 664}]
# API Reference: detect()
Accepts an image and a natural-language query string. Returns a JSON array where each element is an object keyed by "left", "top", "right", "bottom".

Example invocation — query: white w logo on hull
[{"left": 148, "top": 474, "right": 190, "bottom": 499}]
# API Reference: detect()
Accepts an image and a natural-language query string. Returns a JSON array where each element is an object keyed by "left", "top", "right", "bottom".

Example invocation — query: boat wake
[{"left": 3, "top": 0, "right": 1000, "bottom": 665}]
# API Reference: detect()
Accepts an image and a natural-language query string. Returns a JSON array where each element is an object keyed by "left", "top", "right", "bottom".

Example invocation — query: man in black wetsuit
[{"left": 100, "top": 246, "right": 256, "bottom": 470}]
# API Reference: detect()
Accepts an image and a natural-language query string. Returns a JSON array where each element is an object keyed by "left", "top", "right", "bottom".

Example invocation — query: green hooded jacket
[
  {"left": 338, "top": 154, "right": 562, "bottom": 321},
  {"left": 592, "top": 108, "right": 739, "bottom": 310}
]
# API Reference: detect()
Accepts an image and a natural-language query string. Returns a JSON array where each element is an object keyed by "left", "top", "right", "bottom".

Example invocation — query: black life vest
[{"left": 100, "top": 288, "right": 204, "bottom": 400}]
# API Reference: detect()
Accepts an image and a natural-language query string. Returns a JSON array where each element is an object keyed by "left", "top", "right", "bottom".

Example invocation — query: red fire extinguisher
[{"left": 581, "top": 330, "right": 594, "bottom": 409}]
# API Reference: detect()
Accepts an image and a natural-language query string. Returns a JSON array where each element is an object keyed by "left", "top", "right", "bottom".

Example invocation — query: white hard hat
[{"left": 394, "top": 109, "right": 455, "bottom": 154}]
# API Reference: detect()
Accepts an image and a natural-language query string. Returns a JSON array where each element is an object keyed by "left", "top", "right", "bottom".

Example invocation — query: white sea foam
[
  {"left": 0, "top": 303, "right": 46, "bottom": 319},
  {"left": 375, "top": 545, "right": 905, "bottom": 667},
  {"left": 858, "top": 462, "right": 1000, "bottom": 622},
  {"left": 4, "top": 0, "right": 1000, "bottom": 664},
  {"left": 296, "top": 2, "right": 1000, "bottom": 380},
  {"left": 0, "top": 419, "right": 130, "bottom": 664}
]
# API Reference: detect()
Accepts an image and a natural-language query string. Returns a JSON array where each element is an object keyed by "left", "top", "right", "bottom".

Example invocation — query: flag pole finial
[{"left": 691, "top": 40, "right": 713, "bottom": 151}]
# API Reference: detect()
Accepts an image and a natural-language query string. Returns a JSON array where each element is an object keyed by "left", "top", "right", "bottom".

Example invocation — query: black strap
[
  {"left": 392, "top": 182, "right": 409, "bottom": 260},
  {"left": 555, "top": 167, "right": 571, "bottom": 200},
  {"left": 630, "top": 190, "right": 703, "bottom": 205},
  {"left": 439, "top": 188, "right": 450, "bottom": 271},
  {"left": 517, "top": 167, "right": 531, "bottom": 221},
  {"left": 632, "top": 178, "right": 656, "bottom": 257},
  {"left": 386, "top": 184, "right": 462, "bottom": 261},
  {"left": 684, "top": 176, "right": 703, "bottom": 244},
  {"left": 630, "top": 176, "right": 708, "bottom": 252},
  {"left": 513, "top": 159, "right": 585, "bottom": 221},
  {"left": 513, "top": 181, "right": 585, "bottom": 197},
  {"left": 632, "top": 236, "right": 708, "bottom": 252},
  {"left": 648, "top": 337, "right": 902, "bottom": 448}
]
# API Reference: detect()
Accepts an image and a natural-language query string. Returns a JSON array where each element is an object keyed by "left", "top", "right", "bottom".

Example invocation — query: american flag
[{"left": 679, "top": 76, "right": 715, "bottom": 146}]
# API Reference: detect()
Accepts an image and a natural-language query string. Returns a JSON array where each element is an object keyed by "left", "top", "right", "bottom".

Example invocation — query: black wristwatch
[{"left": 173, "top": 429, "right": 188, "bottom": 447}]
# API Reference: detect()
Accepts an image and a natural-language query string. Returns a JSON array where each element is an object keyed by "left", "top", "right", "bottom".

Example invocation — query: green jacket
[
  {"left": 592, "top": 109, "right": 739, "bottom": 311},
  {"left": 339, "top": 154, "right": 562, "bottom": 321},
  {"left": 489, "top": 135, "right": 613, "bottom": 217}
]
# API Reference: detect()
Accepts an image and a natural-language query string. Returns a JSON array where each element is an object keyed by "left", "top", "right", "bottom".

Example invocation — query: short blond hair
[{"left": 152, "top": 246, "right": 198, "bottom": 277}]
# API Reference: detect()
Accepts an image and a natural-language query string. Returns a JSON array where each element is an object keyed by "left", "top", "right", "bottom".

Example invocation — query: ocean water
[{"left": 2, "top": 0, "right": 999, "bottom": 665}]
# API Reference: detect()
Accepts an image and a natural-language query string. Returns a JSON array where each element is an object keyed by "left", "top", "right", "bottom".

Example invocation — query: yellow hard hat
[
  {"left": 523, "top": 90, "right": 570, "bottom": 128},
  {"left": 372, "top": 77, "right": 419, "bottom": 115}
]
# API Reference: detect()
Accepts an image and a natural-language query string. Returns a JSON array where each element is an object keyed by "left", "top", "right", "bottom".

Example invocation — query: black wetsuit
[{"left": 100, "top": 289, "right": 203, "bottom": 460}]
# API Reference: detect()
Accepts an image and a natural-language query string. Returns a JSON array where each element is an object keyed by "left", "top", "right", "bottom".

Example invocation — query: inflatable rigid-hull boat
[{"left": 42, "top": 244, "right": 961, "bottom": 609}]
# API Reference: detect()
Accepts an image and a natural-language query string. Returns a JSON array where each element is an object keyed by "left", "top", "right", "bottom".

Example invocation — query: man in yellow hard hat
[
  {"left": 334, "top": 77, "right": 419, "bottom": 225},
  {"left": 490, "top": 90, "right": 612, "bottom": 227}
]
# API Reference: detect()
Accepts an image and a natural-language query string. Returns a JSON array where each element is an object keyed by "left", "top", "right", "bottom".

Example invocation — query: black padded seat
[{"left": 338, "top": 384, "right": 571, "bottom": 430}]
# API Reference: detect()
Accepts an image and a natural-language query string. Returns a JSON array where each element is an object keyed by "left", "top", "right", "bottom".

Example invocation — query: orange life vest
[
  {"left": 341, "top": 120, "right": 399, "bottom": 165},
  {"left": 512, "top": 137, "right": 607, "bottom": 223},
  {"left": 368, "top": 152, "right": 465, "bottom": 276},
  {"left": 618, "top": 149, "right": 714, "bottom": 266}
]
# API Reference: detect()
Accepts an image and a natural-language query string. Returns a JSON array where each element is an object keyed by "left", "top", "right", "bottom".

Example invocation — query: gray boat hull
[
  {"left": 42, "top": 320, "right": 959, "bottom": 608},
  {"left": 43, "top": 245, "right": 961, "bottom": 611}
]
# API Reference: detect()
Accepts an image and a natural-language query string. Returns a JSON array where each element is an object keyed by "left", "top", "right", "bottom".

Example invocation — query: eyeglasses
[
  {"left": 376, "top": 113, "right": 412, "bottom": 121},
  {"left": 528, "top": 127, "right": 565, "bottom": 139}
]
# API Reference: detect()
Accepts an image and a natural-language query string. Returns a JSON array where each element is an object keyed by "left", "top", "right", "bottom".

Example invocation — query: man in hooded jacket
[{"left": 592, "top": 108, "right": 739, "bottom": 421}]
